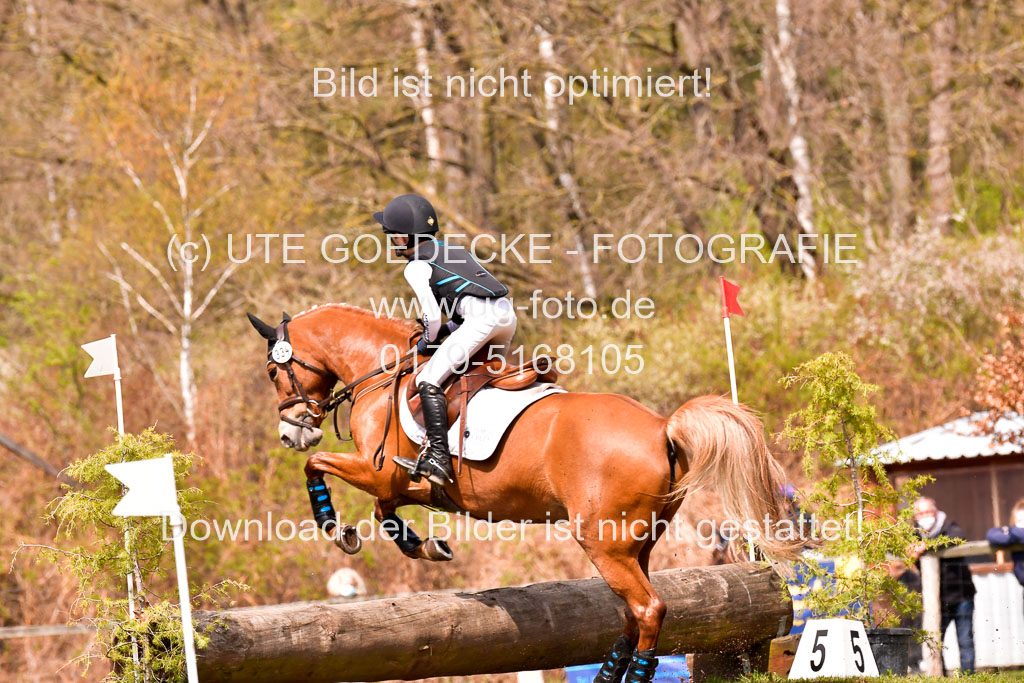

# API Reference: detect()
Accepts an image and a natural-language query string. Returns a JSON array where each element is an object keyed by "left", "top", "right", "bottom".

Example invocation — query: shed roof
[{"left": 877, "top": 412, "right": 1024, "bottom": 465}]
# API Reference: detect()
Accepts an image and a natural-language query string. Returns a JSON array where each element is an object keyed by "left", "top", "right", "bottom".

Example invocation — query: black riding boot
[
  {"left": 414, "top": 382, "right": 454, "bottom": 485},
  {"left": 592, "top": 635, "right": 635, "bottom": 683},
  {"left": 623, "top": 648, "right": 658, "bottom": 683}
]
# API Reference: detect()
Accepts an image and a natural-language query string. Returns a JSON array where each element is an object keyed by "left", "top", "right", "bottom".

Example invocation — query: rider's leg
[
  {"left": 406, "top": 298, "right": 517, "bottom": 485},
  {"left": 410, "top": 380, "right": 454, "bottom": 485},
  {"left": 418, "top": 297, "right": 517, "bottom": 385}
]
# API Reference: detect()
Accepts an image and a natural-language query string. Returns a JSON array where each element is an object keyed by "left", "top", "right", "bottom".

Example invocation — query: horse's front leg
[
  {"left": 374, "top": 498, "right": 453, "bottom": 562},
  {"left": 304, "top": 451, "right": 384, "bottom": 554}
]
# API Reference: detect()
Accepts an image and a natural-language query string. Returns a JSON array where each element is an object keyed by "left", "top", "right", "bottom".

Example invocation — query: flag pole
[
  {"left": 110, "top": 335, "right": 139, "bottom": 676},
  {"left": 83, "top": 334, "right": 139, "bottom": 678},
  {"left": 107, "top": 455, "right": 198, "bottom": 682},
  {"left": 170, "top": 504, "right": 199, "bottom": 682},
  {"left": 722, "top": 316, "right": 738, "bottom": 405},
  {"left": 719, "top": 277, "right": 750, "bottom": 558},
  {"left": 173, "top": 521, "right": 199, "bottom": 682},
  {"left": 719, "top": 277, "right": 740, "bottom": 405},
  {"left": 112, "top": 335, "right": 125, "bottom": 436},
  {"left": 718, "top": 277, "right": 751, "bottom": 558}
]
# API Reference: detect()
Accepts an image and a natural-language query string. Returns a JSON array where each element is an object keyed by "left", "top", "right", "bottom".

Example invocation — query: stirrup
[
  {"left": 392, "top": 454, "right": 452, "bottom": 485},
  {"left": 393, "top": 455, "right": 423, "bottom": 482},
  {"left": 394, "top": 439, "right": 452, "bottom": 485},
  {"left": 417, "top": 455, "right": 453, "bottom": 486},
  {"left": 393, "top": 440, "right": 429, "bottom": 482}
]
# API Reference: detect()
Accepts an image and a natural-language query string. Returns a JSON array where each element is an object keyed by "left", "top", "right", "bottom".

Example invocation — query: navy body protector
[{"left": 409, "top": 240, "right": 509, "bottom": 321}]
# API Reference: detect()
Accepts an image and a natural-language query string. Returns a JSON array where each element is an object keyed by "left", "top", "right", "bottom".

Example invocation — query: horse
[{"left": 246, "top": 303, "right": 800, "bottom": 678}]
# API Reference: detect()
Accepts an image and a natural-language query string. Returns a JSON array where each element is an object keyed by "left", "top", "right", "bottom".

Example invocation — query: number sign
[{"left": 789, "top": 618, "right": 879, "bottom": 678}]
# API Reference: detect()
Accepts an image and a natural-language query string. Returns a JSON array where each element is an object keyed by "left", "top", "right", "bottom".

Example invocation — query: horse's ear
[
  {"left": 282, "top": 311, "right": 292, "bottom": 323},
  {"left": 247, "top": 312, "right": 277, "bottom": 341}
]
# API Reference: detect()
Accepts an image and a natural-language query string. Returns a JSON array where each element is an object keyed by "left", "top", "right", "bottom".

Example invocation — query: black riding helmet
[{"left": 373, "top": 194, "right": 439, "bottom": 235}]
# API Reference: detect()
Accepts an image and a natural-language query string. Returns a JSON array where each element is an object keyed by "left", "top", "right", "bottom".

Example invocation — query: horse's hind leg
[
  {"left": 374, "top": 498, "right": 453, "bottom": 562},
  {"left": 637, "top": 499, "right": 683, "bottom": 576},
  {"left": 576, "top": 494, "right": 682, "bottom": 682},
  {"left": 578, "top": 524, "right": 666, "bottom": 683}
]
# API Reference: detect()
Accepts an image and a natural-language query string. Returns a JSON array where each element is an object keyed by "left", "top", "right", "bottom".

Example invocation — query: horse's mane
[{"left": 292, "top": 302, "right": 415, "bottom": 336}]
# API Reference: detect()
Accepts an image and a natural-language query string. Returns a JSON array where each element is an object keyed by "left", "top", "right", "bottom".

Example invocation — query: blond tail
[{"left": 667, "top": 395, "right": 803, "bottom": 560}]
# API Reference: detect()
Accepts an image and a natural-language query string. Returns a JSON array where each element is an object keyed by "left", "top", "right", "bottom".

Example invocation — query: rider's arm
[{"left": 404, "top": 260, "right": 442, "bottom": 342}]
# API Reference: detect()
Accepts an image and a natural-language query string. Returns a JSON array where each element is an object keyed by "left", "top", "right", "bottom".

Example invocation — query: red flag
[{"left": 719, "top": 276, "right": 744, "bottom": 318}]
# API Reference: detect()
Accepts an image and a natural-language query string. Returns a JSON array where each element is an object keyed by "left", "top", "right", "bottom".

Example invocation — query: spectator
[
  {"left": 326, "top": 567, "right": 366, "bottom": 599},
  {"left": 986, "top": 498, "right": 1024, "bottom": 588},
  {"left": 911, "top": 496, "right": 975, "bottom": 675}
]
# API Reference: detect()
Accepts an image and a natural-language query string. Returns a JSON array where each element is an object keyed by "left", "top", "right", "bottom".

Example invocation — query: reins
[{"left": 269, "top": 320, "right": 421, "bottom": 471}]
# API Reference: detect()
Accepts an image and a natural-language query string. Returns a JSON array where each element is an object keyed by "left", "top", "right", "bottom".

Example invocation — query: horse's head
[{"left": 247, "top": 311, "right": 336, "bottom": 451}]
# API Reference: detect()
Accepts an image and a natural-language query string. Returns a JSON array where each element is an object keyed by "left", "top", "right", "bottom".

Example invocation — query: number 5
[
  {"left": 850, "top": 630, "right": 865, "bottom": 672},
  {"left": 810, "top": 629, "right": 828, "bottom": 672}
]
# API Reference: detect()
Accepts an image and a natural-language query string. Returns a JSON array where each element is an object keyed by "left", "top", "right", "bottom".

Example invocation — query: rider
[{"left": 374, "top": 193, "right": 516, "bottom": 486}]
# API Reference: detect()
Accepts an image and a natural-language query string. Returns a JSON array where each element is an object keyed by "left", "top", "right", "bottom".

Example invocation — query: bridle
[
  {"left": 267, "top": 318, "right": 419, "bottom": 458},
  {"left": 267, "top": 319, "right": 336, "bottom": 429}
]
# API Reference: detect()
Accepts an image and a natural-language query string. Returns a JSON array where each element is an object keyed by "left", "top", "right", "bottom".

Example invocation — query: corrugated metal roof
[{"left": 877, "top": 411, "right": 1024, "bottom": 464}]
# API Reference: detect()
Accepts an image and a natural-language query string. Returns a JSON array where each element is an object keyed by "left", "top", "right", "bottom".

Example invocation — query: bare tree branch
[
  {"left": 104, "top": 272, "right": 178, "bottom": 334},
  {"left": 190, "top": 182, "right": 236, "bottom": 221},
  {"left": 193, "top": 262, "right": 240, "bottom": 320},
  {"left": 0, "top": 432, "right": 76, "bottom": 487},
  {"left": 99, "top": 243, "right": 186, "bottom": 418},
  {"left": 161, "top": 138, "right": 188, "bottom": 204},
  {"left": 107, "top": 135, "right": 177, "bottom": 235},
  {"left": 119, "top": 242, "right": 183, "bottom": 316},
  {"left": 185, "top": 94, "right": 224, "bottom": 161}
]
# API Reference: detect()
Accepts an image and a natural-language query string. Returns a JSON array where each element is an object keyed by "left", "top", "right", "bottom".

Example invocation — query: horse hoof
[
  {"left": 333, "top": 524, "right": 361, "bottom": 554},
  {"left": 422, "top": 537, "right": 453, "bottom": 562}
]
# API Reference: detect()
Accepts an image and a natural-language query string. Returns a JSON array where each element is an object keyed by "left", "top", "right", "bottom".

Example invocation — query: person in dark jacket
[
  {"left": 911, "top": 496, "right": 975, "bottom": 674},
  {"left": 986, "top": 498, "right": 1024, "bottom": 587}
]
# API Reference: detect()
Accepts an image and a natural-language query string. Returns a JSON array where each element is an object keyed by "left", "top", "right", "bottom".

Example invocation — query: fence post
[{"left": 920, "top": 552, "right": 943, "bottom": 676}]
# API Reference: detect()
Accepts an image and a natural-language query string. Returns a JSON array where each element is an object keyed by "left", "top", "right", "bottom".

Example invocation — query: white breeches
[{"left": 416, "top": 297, "right": 517, "bottom": 387}]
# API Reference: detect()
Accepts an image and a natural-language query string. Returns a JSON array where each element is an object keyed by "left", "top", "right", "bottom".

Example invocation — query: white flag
[
  {"left": 105, "top": 456, "right": 179, "bottom": 517},
  {"left": 82, "top": 335, "right": 119, "bottom": 378}
]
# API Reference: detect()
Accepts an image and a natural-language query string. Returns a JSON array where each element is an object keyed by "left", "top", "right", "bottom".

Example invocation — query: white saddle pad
[{"left": 399, "top": 381, "right": 566, "bottom": 461}]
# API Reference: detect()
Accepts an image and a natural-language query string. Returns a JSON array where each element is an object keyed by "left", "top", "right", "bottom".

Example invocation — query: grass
[{"left": 739, "top": 673, "right": 1024, "bottom": 683}]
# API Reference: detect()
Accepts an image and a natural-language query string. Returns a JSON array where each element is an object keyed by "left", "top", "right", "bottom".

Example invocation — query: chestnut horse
[{"left": 247, "top": 304, "right": 799, "bottom": 667}]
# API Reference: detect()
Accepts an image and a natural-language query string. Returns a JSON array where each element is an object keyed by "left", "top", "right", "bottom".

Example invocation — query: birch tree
[
  {"left": 535, "top": 21, "right": 599, "bottom": 299},
  {"left": 771, "top": 0, "right": 818, "bottom": 280},
  {"left": 406, "top": 0, "right": 443, "bottom": 195},
  {"left": 105, "top": 85, "right": 239, "bottom": 448}
]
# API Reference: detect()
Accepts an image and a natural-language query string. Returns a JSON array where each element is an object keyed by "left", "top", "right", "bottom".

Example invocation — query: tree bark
[
  {"left": 536, "top": 23, "right": 599, "bottom": 299},
  {"left": 406, "top": 0, "right": 442, "bottom": 195},
  {"left": 193, "top": 563, "right": 792, "bottom": 683},
  {"left": 927, "top": 0, "right": 956, "bottom": 234},
  {"left": 772, "top": 0, "right": 818, "bottom": 280},
  {"left": 879, "top": 54, "right": 914, "bottom": 237}
]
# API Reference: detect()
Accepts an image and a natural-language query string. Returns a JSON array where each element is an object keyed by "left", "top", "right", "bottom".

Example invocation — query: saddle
[{"left": 406, "top": 348, "right": 558, "bottom": 471}]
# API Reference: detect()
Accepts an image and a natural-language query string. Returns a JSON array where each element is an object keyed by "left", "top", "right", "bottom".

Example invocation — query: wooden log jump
[{"left": 194, "top": 563, "right": 792, "bottom": 683}]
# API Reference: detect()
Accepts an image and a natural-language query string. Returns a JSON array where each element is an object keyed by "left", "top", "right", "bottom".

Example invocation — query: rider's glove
[
  {"left": 416, "top": 337, "right": 435, "bottom": 356},
  {"left": 436, "top": 320, "right": 457, "bottom": 341}
]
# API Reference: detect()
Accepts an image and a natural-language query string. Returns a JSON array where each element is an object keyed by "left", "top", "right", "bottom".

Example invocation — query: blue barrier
[
  {"left": 565, "top": 655, "right": 690, "bottom": 683},
  {"left": 788, "top": 557, "right": 854, "bottom": 634}
]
